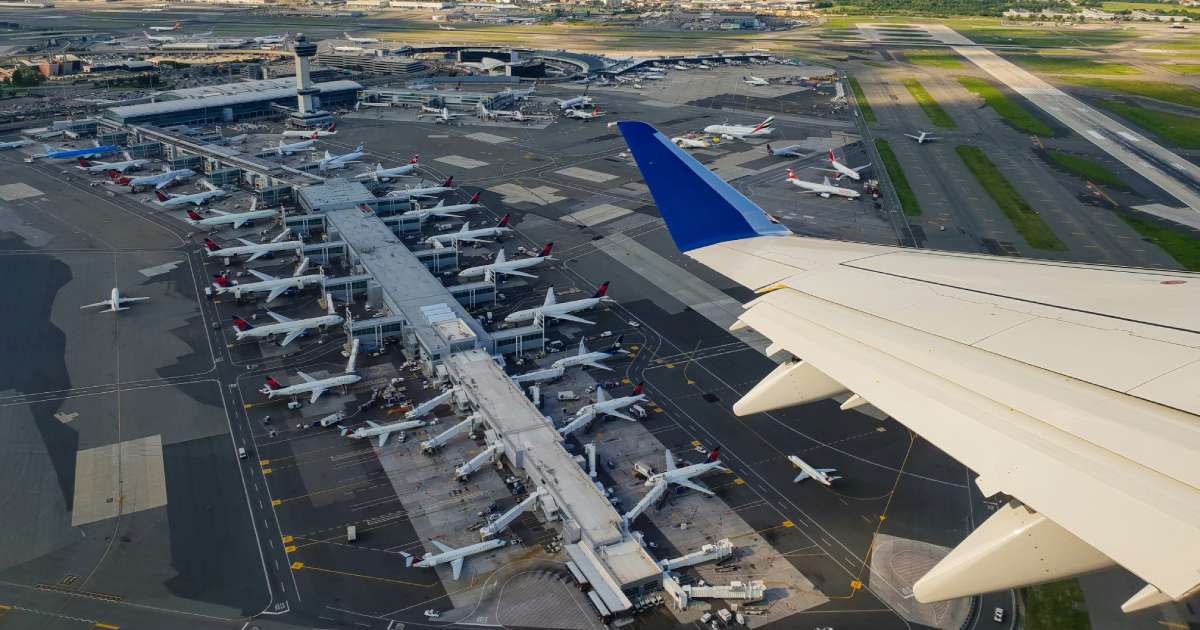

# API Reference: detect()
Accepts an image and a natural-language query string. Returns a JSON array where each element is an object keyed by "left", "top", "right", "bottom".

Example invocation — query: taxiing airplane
[
  {"left": 817, "top": 149, "right": 869, "bottom": 181},
  {"left": 905, "top": 131, "right": 941, "bottom": 144},
  {"left": 614, "top": 119, "right": 1200, "bottom": 613},
  {"left": 563, "top": 106, "right": 603, "bottom": 121},
  {"left": 281, "top": 122, "right": 335, "bottom": 138},
  {"left": 644, "top": 447, "right": 728, "bottom": 495},
  {"left": 203, "top": 228, "right": 303, "bottom": 262},
  {"left": 231, "top": 297, "right": 342, "bottom": 347},
  {"left": 0, "top": 139, "right": 33, "bottom": 150},
  {"left": 457, "top": 243, "right": 553, "bottom": 280},
  {"left": 143, "top": 31, "right": 177, "bottom": 43},
  {"left": 147, "top": 21, "right": 181, "bottom": 31},
  {"left": 503, "top": 282, "right": 612, "bottom": 326},
  {"left": 785, "top": 168, "right": 860, "bottom": 199},
  {"left": 212, "top": 256, "right": 323, "bottom": 303},
  {"left": 272, "top": 136, "right": 318, "bottom": 155},
  {"left": 423, "top": 214, "right": 511, "bottom": 247},
  {"left": 318, "top": 143, "right": 364, "bottom": 171},
  {"left": 766, "top": 143, "right": 804, "bottom": 158},
  {"left": 118, "top": 167, "right": 194, "bottom": 191},
  {"left": 557, "top": 384, "right": 647, "bottom": 436},
  {"left": 155, "top": 180, "right": 226, "bottom": 206},
  {"left": 743, "top": 76, "right": 769, "bottom": 86},
  {"left": 78, "top": 155, "right": 151, "bottom": 174},
  {"left": 80, "top": 287, "right": 149, "bottom": 313},
  {"left": 412, "top": 538, "right": 506, "bottom": 580},
  {"left": 353, "top": 155, "right": 419, "bottom": 181},
  {"left": 253, "top": 33, "right": 289, "bottom": 45},
  {"left": 383, "top": 176, "right": 455, "bottom": 202},
  {"left": 185, "top": 198, "right": 278, "bottom": 230},
  {"left": 703, "top": 116, "right": 774, "bottom": 140},
  {"left": 261, "top": 338, "right": 360, "bottom": 403},
  {"left": 30, "top": 142, "right": 120, "bottom": 162},
  {"left": 787, "top": 455, "right": 840, "bottom": 486},
  {"left": 476, "top": 103, "right": 552, "bottom": 123},
  {"left": 343, "top": 31, "right": 380, "bottom": 44},
  {"left": 551, "top": 335, "right": 627, "bottom": 371}
]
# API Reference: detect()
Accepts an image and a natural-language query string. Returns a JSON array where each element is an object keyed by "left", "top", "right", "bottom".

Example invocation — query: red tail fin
[
  {"left": 593, "top": 281, "right": 610, "bottom": 298},
  {"left": 328, "top": 122, "right": 336, "bottom": 132},
  {"left": 310, "top": 131, "right": 319, "bottom": 140},
  {"left": 707, "top": 447, "right": 721, "bottom": 463},
  {"left": 212, "top": 274, "right": 230, "bottom": 287},
  {"left": 469, "top": 192, "right": 480, "bottom": 203},
  {"left": 496, "top": 213, "right": 509, "bottom": 228},
  {"left": 107, "top": 170, "right": 120, "bottom": 180},
  {"left": 409, "top": 153, "right": 420, "bottom": 164},
  {"left": 203, "top": 238, "right": 220, "bottom": 251},
  {"left": 442, "top": 176, "right": 454, "bottom": 188},
  {"left": 78, "top": 157, "right": 89, "bottom": 167},
  {"left": 828, "top": 149, "right": 836, "bottom": 164},
  {"left": 231, "top": 315, "right": 252, "bottom": 331},
  {"left": 539, "top": 242, "right": 553, "bottom": 257},
  {"left": 187, "top": 210, "right": 203, "bottom": 221},
  {"left": 786, "top": 168, "right": 796, "bottom": 180},
  {"left": 766, "top": 144, "right": 773, "bottom": 155},
  {"left": 155, "top": 190, "right": 169, "bottom": 202},
  {"left": 632, "top": 382, "right": 644, "bottom": 395},
  {"left": 265, "top": 377, "right": 282, "bottom": 390}
]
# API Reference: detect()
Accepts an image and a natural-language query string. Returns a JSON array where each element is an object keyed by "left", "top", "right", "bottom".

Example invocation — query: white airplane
[
  {"left": 504, "top": 281, "right": 611, "bottom": 326},
  {"left": 644, "top": 447, "right": 728, "bottom": 495},
  {"left": 401, "top": 199, "right": 474, "bottom": 223},
  {"left": 143, "top": 30, "right": 177, "bottom": 43},
  {"left": 117, "top": 167, "right": 194, "bottom": 191},
  {"left": 272, "top": 136, "right": 318, "bottom": 155},
  {"left": 787, "top": 455, "right": 841, "bottom": 486},
  {"left": 147, "top": 21, "right": 181, "bottom": 31},
  {"left": 563, "top": 106, "right": 604, "bottom": 121},
  {"left": 212, "top": 257, "right": 323, "bottom": 303},
  {"left": 0, "top": 139, "right": 34, "bottom": 150},
  {"left": 615, "top": 119, "right": 1200, "bottom": 614},
  {"left": 343, "top": 31, "right": 380, "bottom": 44},
  {"left": 557, "top": 383, "right": 647, "bottom": 436},
  {"left": 281, "top": 122, "right": 335, "bottom": 138},
  {"left": 905, "top": 131, "right": 941, "bottom": 144},
  {"left": 743, "top": 76, "right": 770, "bottom": 86},
  {"left": 423, "top": 214, "right": 511, "bottom": 247},
  {"left": 155, "top": 181, "right": 227, "bottom": 207},
  {"left": 384, "top": 176, "right": 455, "bottom": 201},
  {"left": 785, "top": 168, "right": 861, "bottom": 199},
  {"left": 254, "top": 33, "right": 288, "bottom": 45},
  {"left": 458, "top": 243, "right": 553, "bottom": 280},
  {"left": 672, "top": 135, "right": 711, "bottom": 149},
  {"left": 817, "top": 149, "right": 870, "bottom": 181},
  {"left": 231, "top": 298, "right": 343, "bottom": 347},
  {"left": 551, "top": 335, "right": 628, "bottom": 371},
  {"left": 261, "top": 339, "right": 361, "bottom": 403},
  {"left": 703, "top": 116, "right": 774, "bottom": 140},
  {"left": 476, "top": 103, "right": 552, "bottom": 123},
  {"left": 185, "top": 199, "right": 278, "bottom": 230},
  {"left": 417, "top": 107, "right": 461, "bottom": 124},
  {"left": 203, "top": 228, "right": 303, "bottom": 262},
  {"left": 353, "top": 155, "right": 419, "bottom": 181},
  {"left": 80, "top": 287, "right": 149, "bottom": 313},
  {"left": 318, "top": 143, "right": 364, "bottom": 171},
  {"left": 766, "top": 143, "right": 804, "bottom": 158},
  {"left": 77, "top": 155, "right": 151, "bottom": 174},
  {"left": 413, "top": 538, "right": 506, "bottom": 580},
  {"left": 557, "top": 94, "right": 593, "bottom": 110},
  {"left": 342, "top": 418, "right": 428, "bottom": 448}
]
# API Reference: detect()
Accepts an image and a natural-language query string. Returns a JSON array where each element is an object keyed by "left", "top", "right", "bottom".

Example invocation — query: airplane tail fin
[
  {"left": 203, "top": 238, "right": 221, "bottom": 251},
  {"left": 410, "top": 154, "right": 420, "bottom": 164},
  {"left": 707, "top": 446, "right": 721, "bottom": 463},
  {"left": 78, "top": 157, "right": 90, "bottom": 167},
  {"left": 468, "top": 192, "right": 480, "bottom": 203},
  {"left": 231, "top": 315, "right": 252, "bottom": 331},
  {"left": 593, "top": 281, "right": 610, "bottom": 298},
  {"left": 539, "top": 242, "right": 553, "bottom": 257},
  {"left": 617, "top": 121, "right": 790, "bottom": 252},
  {"left": 766, "top": 144, "right": 773, "bottom": 155},
  {"left": 328, "top": 122, "right": 336, "bottom": 132},
  {"left": 828, "top": 148, "right": 836, "bottom": 164},
  {"left": 496, "top": 214, "right": 510, "bottom": 228},
  {"left": 786, "top": 168, "right": 796, "bottom": 181},
  {"left": 155, "top": 190, "right": 169, "bottom": 202},
  {"left": 186, "top": 210, "right": 203, "bottom": 221},
  {"left": 212, "top": 274, "right": 230, "bottom": 288},
  {"left": 442, "top": 176, "right": 454, "bottom": 188},
  {"left": 265, "top": 377, "right": 282, "bottom": 390},
  {"left": 632, "top": 382, "right": 644, "bottom": 395}
]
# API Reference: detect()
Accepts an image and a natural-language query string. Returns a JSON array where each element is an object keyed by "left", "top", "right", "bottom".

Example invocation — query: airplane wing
[
  {"left": 264, "top": 285, "right": 289, "bottom": 303},
  {"left": 279, "top": 329, "right": 304, "bottom": 347},
  {"left": 547, "top": 313, "right": 594, "bottom": 325},
  {"left": 496, "top": 269, "right": 536, "bottom": 279},
  {"left": 793, "top": 471, "right": 812, "bottom": 483},
  {"left": 236, "top": 237, "right": 258, "bottom": 247},
  {"left": 431, "top": 540, "right": 454, "bottom": 554},
  {"left": 297, "top": 371, "right": 318, "bottom": 383},
  {"left": 617, "top": 120, "right": 1200, "bottom": 610},
  {"left": 246, "top": 269, "right": 275, "bottom": 282},
  {"left": 266, "top": 311, "right": 293, "bottom": 324},
  {"left": 450, "top": 557, "right": 464, "bottom": 580},
  {"left": 904, "top": 134, "right": 919, "bottom": 140},
  {"left": 309, "top": 386, "right": 327, "bottom": 404},
  {"left": 455, "top": 237, "right": 494, "bottom": 245},
  {"left": 80, "top": 300, "right": 112, "bottom": 310},
  {"left": 604, "top": 408, "right": 636, "bottom": 422},
  {"left": 117, "top": 297, "right": 150, "bottom": 304},
  {"left": 582, "top": 359, "right": 612, "bottom": 371},
  {"left": 366, "top": 420, "right": 380, "bottom": 428},
  {"left": 245, "top": 250, "right": 268, "bottom": 263},
  {"left": 852, "top": 163, "right": 871, "bottom": 171},
  {"left": 377, "top": 431, "right": 392, "bottom": 448},
  {"left": 674, "top": 478, "right": 714, "bottom": 496}
]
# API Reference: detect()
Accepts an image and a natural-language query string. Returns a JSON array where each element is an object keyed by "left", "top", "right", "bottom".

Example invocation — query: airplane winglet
[{"left": 617, "top": 121, "right": 790, "bottom": 252}]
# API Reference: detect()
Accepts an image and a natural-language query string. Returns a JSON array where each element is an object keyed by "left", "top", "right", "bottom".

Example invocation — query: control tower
[{"left": 288, "top": 33, "right": 332, "bottom": 128}]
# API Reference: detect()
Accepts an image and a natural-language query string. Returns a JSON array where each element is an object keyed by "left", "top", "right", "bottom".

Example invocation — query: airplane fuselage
[
  {"left": 216, "top": 273, "right": 323, "bottom": 299},
  {"left": 188, "top": 208, "right": 277, "bottom": 228},
  {"left": 505, "top": 296, "right": 605, "bottom": 324},
  {"left": 205, "top": 240, "right": 302, "bottom": 259},
  {"left": 266, "top": 373, "right": 361, "bottom": 400},
  {"left": 235, "top": 313, "right": 343, "bottom": 341}
]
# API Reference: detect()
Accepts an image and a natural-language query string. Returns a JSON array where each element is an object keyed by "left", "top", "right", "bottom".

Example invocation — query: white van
[{"left": 237, "top": 447, "right": 247, "bottom": 459}]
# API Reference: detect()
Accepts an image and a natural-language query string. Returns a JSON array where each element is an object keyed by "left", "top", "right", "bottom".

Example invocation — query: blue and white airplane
[
  {"left": 27, "top": 142, "right": 120, "bottom": 162},
  {"left": 615, "top": 120, "right": 1200, "bottom": 616}
]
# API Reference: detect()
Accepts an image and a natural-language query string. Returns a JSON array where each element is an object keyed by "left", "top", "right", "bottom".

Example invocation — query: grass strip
[
  {"left": 902, "top": 78, "right": 956, "bottom": 128},
  {"left": 1060, "top": 77, "right": 1200, "bottom": 109},
  {"left": 875, "top": 139, "right": 922, "bottom": 217},
  {"left": 956, "top": 145, "right": 1067, "bottom": 251},
  {"left": 1094, "top": 101, "right": 1200, "bottom": 149},
  {"left": 848, "top": 76, "right": 876, "bottom": 123},
  {"left": 1117, "top": 212, "right": 1200, "bottom": 271},
  {"left": 1042, "top": 150, "right": 1130, "bottom": 190},
  {"left": 1023, "top": 580, "right": 1092, "bottom": 630},
  {"left": 957, "top": 77, "right": 1054, "bottom": 136}
]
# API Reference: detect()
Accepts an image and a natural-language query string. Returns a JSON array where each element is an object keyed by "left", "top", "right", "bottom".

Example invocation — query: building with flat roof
[{"left": 102, "top": 78, "right": 360, "bottom": 127}]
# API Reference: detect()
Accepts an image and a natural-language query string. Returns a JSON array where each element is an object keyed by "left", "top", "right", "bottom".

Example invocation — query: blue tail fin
[{"left": 617, "top": 121, "right": 790, "bottom": 252}]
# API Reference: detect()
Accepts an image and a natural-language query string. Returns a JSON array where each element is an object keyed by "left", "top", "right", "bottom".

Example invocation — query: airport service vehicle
[
  {"left": 261, "top": 339, "right": 360, "bottom": 403},
  {"left": 644, "top": 447, "right": 728, "bottom": 495},
  {"left": 557, "top": 384, "right": 647, "bottom": 436},
  {"left": 423, "top": 214, "right": 511, "bottom": 247},
  {"left": 354, "top": 155, "right": 419, "bottom": 181},
  {"left": 766, "top": 143, "right": 804, "bottom": 158},
  {"left": 785, "top": 168, "right": 861, "bottom": 199},
  {"left": 318, "top": 143, "right": 364, "bottom": 171},
  {"left": 412, "top": 538, "right": 506, "bottom": 579},
  {"left": 231, "top": 298, "right": 343, "bottom": 347},
  {"left": 816, "top": 149, "right": 870, "bottom": 181},
  {"left": 703, "top": 116, "right": 774, "bottom": 140},
  {"left": 80, "top": 287, "right": 149, "bottom": 313},
  {"left": 203, "top": 228, "right": 303, "bottom": 262},
  {"left": 117, "top": 167, "right": 194, "bottom": 191},
  {"left": 614, "top": 120, "right": 1200, "bottom": 610},
  {"left": 905, "top": 131, "right": 941, "bottom": 144},
  {"left": 384, "top": 176, "right": 456, "bottom": 202},
  {"left": 212, "top": 257, "right": 323, "bottom": 303},
  {"left": 458, "top": 243, "right": 553, "bottom": 279},
  {"left": 77, "top": 154, "right": 151, "bottom": 173},
  {"left": 504, "top": 282, "right": 612, "bottom": 326},
  {"left": 185, "top": 198, "right": 278, "bottom": 230},
  {"left": 281, "top": 123, "right": 335, "bottom": 138},
  {"left": 787, "top": 455, "right": 841, "bottom": 486}
]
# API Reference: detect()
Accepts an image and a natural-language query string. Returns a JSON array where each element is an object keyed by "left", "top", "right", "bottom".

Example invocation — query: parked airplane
[
  {"left": 253, "top": 33, "right": 288, "bottom": 45},
  {"left": 765, "top": 143, "right": 804, "bottom": 158},
  {"left": 672, "top": 135, "right": 711, "bottom": 149},
  {"left": 118, "top": 167, "right": 194, "bottom": 191},
  {"left": 272, "top": 136, "right": 318, "bottom": 155},
  {"left": 343, "top": 31, "right": 380, "bottom": 44},
  {"left": 476, "top": 102, "right": 552, "bottom": 123},
  {"left": 0, "top": 139, "right": 34, "bottom": 150},
  {"left": 563, "top": 106, "right": 604, "bottom": 121},
  {"left": 557, "top": 384, "right": 647, "bottom": 436},
  {"left": 417, "top": 107, "right": 461, "bottom": 124},
  {"left": 817, "top": 149, "right": 869, "bottom": 181},
  {"left": 203, "top": 228, "right": 303, "bottom": 262},
  {"left": 147, "top": 21, "right": 182, "bottom": 31},
  {"left": 905, "top": 131, "right": 941, "bottom": 144},
  {"left": 155, "top": 180, "right": 226, "bottom": 206},
  {"left": 383, "top": 176, "right": 455, "bottom": 201},
  {"left": 29, "top": 142, "right": 120, "bottom": 162},
  {"left": 424, "top": 215, "right": 511, "bottom": 247},
  {"left": 185, "top": 198, "right": 278, "bottom": 230},
  {"left": 353, "top": 155, "right": 419, "bottom": 181},
  {"left": 143, "top": 31, "right": 177, "bottom": 43},
  {"left": 644, "top": 447, "right": 728, "bottom": 495},
  {"left": 703, "top": 116, "right": 774, "bottom": 140},
  {"left": 80, "top": 287, "right": 149, "bottom": 313},
  {"left": 557, "top": 94, "right": 593, "bottom": 110},
  {"left": 551, "top": 336, "right": 627, "bottom": 371},
  {"left": 743, "top": 76, "right": 770, "bottom": 86},
  {"left": 613, "top": 120, "right": 1200, "bottom": 611},
  {"left": 787, "top": 455, "right": 841, "bottom": 486},
  {"left": 458, "top": 243, "right": 553, "bottom": 280},
  {"left": 262, "top": 339, "right": 360, "bottom": 403},
  {"left": 412, "top": 538, "right": 506, "bottom": 579},
  {"left": 785, "top": 168, "right": 861, "bottom": 199},
  {"left": 77, "top": 154, "right": 150, "bottom": 173},
  {"left": 231, "top": 298, "right": 342, "bottom": 347},
  {"left": 503, "top": 282, "right": 612, "bottom": 326},
  {"left": 281, "top": 122, "right": 335, "bottom": 138},
  {"left": 212, "top": 257, "right": 323, "bottom": 303},
  {"left": 342, "top": 417, "right": 428, "bottom": 447},
  {"left": 318, "top": 143, "right": 364, "bottom": 171}
]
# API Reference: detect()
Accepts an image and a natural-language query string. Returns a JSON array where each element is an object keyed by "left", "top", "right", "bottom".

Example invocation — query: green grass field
[
  {"left": 1004, "top": 53, "right": 1142, "bottom": 75},
  {"left": 1043, "top": 150, "right": 1130, "bottom": 190},
  {"left": 1094, "top": 101, "right": 1200, "bottom": 148},
  {"left": 902, "top": 78, "right": 957, "bottom": 128},
  {"left": 957, "top": 77, "right": 1055, "bottom": 136},
  {"left": 1060, "top": 77, "right": 1200, "bottom": 109},
  {"left": 1102, "top": 1, "right": 1200, "bottom": 16},
  {"left": 1023, "top": 581, "right": 1092, "bottom": 630},
  {"left": 875, "top": 139, "right": 922, "bottom": 217},
  {"left": 1119, "top": 212, "right": 1200, "bottom": 271},
  {"left": 848, "top": 76, "right": 877, "bottom": 123},
  {"left": 1160, "top": 64, "right": 1200, "bottom": 74},
  {"left": 956, "top": 145, "right": 1067, "bottom": 251},
  {"left": 958, "top": 26, "right": 1137, "bottom": 47},
  {"left": 903, "top": 49, "right": 964, "bottom": 69}
]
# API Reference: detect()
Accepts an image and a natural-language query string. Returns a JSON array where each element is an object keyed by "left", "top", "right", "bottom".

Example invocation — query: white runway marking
[
  {"left": 435, "top": 155, "right": 489, "bottom": 169},
  {"left": 464, "top": 132, "right": 512, "bottom": 144},
  {"left": 138, "top": 260, "right": 182, "bottom": 277},
  {"left": 0, "top": 182, "right": 43, "bottom": 200},
  {"left": 563, "top": 204, "right": 632, "bottom": 227},
  {"left": 554, "top": 166, "right": 618, "bottom": 183},
  {"left": 487, "top": 183, "right": 565, "bottom": 206}
]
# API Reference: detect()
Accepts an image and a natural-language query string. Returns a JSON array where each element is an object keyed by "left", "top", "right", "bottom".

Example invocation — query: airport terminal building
[{"left": 102, "top": 78, "right": 360, "bottom": 127}]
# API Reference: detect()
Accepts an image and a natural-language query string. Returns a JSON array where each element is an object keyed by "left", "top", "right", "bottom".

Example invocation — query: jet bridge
[
  {"left": 622, "top": 480, "right": 667, "bottom": 525},
  {"left": 421, "top": 414, "right": 475, "bottom": 454},
  {"left": 480, "top": 488, "right": 545, "bottom": 537},
  {"left": 455, "top": 440, "right": 504, "bottom": 480},
  {"left": 660, "top": 539, "right": 733, "bottom": 571}
]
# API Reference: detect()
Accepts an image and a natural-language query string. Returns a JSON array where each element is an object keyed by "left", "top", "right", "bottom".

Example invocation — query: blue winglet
[{"left": 618, "top": 121, "right": 791, "bottom": 252}]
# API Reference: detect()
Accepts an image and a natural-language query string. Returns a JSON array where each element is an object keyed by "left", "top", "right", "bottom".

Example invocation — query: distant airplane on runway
[
  {"left": 787, "top": 455, "right": 841, "bottom": 486},
  {"left": 80, "top": 287, "right": 149, "bottom": 313},
  {"left": 905, "top": 131, "right": 941, "bottom": 144}
]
